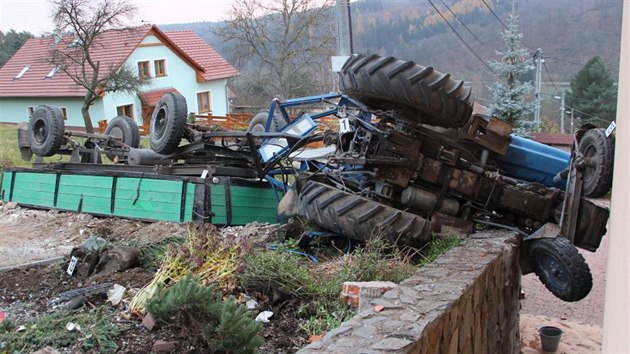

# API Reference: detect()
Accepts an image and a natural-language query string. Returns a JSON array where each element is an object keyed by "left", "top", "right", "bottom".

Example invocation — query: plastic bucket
[{"left": 539, "top": 326, "right": 563, "bottom": 352}]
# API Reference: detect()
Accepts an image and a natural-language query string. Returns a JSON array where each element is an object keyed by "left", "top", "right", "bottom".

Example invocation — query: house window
[
  {"left": 117, "top": 104, "right": 134, "bottom": 118},
  {"left": 154, "top": 59, "right": 166, "bottom": 77},
  {"left": 138, "top": 61, "right": 150, "bottom": 79},
  {"left": 45, "top": 65, "right": 60, "bottom": 79},
  {"left": 15, "top": 66, "right": 30, "bottom": 80},
  {"left": 197, "top": 91, "right": 212, "bottom": 114}
]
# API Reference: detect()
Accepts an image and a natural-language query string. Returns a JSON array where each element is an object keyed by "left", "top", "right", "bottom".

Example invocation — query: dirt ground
[{"left": 0, "top": 201, "right": 611, "bottom": 353}]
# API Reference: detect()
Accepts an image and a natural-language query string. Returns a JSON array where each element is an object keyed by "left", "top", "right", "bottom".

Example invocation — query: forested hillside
[{"left": 161, "top": 0, "right": 622, "bottom": 104}]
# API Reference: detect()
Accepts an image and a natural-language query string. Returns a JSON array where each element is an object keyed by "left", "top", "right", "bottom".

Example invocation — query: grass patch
[{"left": 0, "top": 308, "right": 121, "bottom": 353}]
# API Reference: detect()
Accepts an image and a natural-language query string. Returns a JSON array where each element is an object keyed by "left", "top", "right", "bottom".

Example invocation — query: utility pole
[
  {"left": 569, "top": 107, "right": 574, "bottom": 134},
  {"left": 533, "top": 49, "right": 543, "bottom": 132},
  {"left": 560, "top": 90, "right": 565, "bottom": 134},
  {"left": 336, "top": 0, "right": 353, "bottom": 56}
]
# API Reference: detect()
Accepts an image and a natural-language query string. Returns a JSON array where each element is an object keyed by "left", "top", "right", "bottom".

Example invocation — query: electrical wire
[
  {"left": 427, "top": 0, "right": 496, "bottom": 75},
  {"left": 543, "top": 61, "right": 561, "bottom": 95},
  {"left": 438, "top": 0, "right": 492, "bottom": 52},
  {"left": 480, "top": 0, "right": 508, "bottom": 31}
]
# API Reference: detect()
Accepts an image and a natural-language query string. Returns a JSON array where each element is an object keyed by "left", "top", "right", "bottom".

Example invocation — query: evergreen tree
[
  {"left": 487, "top": 14, "right": 534, "bottom": 132},
  {"left": 566, "top": 56, "right": 617, "bottom": 127}
]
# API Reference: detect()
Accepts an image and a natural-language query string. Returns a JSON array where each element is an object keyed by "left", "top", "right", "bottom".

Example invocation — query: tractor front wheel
[{"left": 528, "top": 236, "right": 592, "bottom": 302}]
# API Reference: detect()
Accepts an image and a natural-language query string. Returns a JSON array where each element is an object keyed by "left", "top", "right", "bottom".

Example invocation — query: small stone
[
  {"left": 373, "top": 304, "right": 384, "bottom": 312},
  {"left": 142, "top": 313, "right": 156, "bottom": 331},
  {"left": 246, "top": 299, "right": 258, "bottom": 310},
  {"left": 400, "top": 311, "right": 420, "bottom": 323},
  {"left": 4, "top": 202, "right": 18, "bottom": 210},
  {"left": 371, "top": 337, "right": 412, "bottom": 350},
  {"left": 152, "top": 340, "right": 178, "bottom": 353}
]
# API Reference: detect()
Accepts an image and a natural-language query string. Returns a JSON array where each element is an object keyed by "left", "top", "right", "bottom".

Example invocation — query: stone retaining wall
[{"left": 298, "top": 230, "right": 521, "bottom": 354}]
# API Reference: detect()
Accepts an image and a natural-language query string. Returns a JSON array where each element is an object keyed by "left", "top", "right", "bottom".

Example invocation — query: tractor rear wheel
[
  {"left": 579, "top": 128, "right": 614, "bottom": 197},
  {"left": 528, "top": 236, "right": 592, "bottom": 302},
  {"left": 150, "top": 92, "right": 188, "bottom": 154},
  {"left": 297, "top": 180, "right": 432, "bottom": 248},
  {"left": 339, "top": 54, "right": 474, "bottom": 129},
  {"left": 28, "top": 105, "right": 65, "bottom": 157}
]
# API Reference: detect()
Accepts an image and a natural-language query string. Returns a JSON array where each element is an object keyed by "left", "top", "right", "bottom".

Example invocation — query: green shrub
[{"left": 146, "top": 275, "right": 263, "bottom": 354}]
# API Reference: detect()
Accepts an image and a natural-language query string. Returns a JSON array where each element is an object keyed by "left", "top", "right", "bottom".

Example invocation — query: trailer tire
[
  {"left": 297, "top": 181, "right": 432, "bottom": 248},
  {"left": 150, "top": 92, "right": 188, "bottom": 154},
  {"left": 339, "top": 54, "right": 474, "bottom": 128},
  {"left": 105, "top": 116, "right": 140, "bottom": 148},
  {"left": 579, "top": 128, "right": 614, "bottom": 197},
  {"left": 247, "top": 112, "right": 289, "bottom": 132},
  {"left": 528, "top": 236, "right": 592, "bottom": 302},
  {"left": 28, "top": 105, "right": 65, "bottom": 157}
]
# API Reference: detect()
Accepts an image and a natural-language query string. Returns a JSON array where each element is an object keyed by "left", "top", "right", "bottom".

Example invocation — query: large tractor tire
[
  {"left": 247, "top": 112, "right": 289, "bottom": 132},
  {"left": 150, "top": 92, "right": 188, "bottom": 154},
  {"left": 105, "top": 116, "right": 140, "bottom": 148},
  {"left": 339, "top": 54, "right": 474, "bottom": 129},
  {"left": 578, "top": 128, "right": 614, "bottom": 197},
  {"left": 28, "top": 105, "right": 65, "bottom": 157},
  {"left": 297, "top": 181, "right": 432, "bottom": 248},
  {"left": 528, "top": 236, "right": 593, "bottom": 302}
]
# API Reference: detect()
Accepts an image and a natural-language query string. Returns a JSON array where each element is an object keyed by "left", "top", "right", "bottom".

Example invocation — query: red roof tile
[
  {"left": 164, "top": 30, "right": 238, "bottom": 81},
  {"left": 139, "top": 87, "right": 179, "bottom": 106},
  {"left": 531, "top": 132, "right": 574, "bottom": 146},
  {"left": 0, "top": 25, "right": 237, "bottom": 98}
]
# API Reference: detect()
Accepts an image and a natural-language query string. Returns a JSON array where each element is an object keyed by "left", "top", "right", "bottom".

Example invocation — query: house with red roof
[{"left": 0, "top": 25, "right": 237, "bottom": 129}]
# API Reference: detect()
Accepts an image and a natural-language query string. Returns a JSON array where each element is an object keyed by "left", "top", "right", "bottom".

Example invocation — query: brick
[
  {"left": 152, "top": 340, "right": 178, "bottom": 353},
  {"left": 142, "top": 312, "right": 156, "bottom": 331},
  {"left": 341, "top": 281, "right": 397, "bottom": 311}
]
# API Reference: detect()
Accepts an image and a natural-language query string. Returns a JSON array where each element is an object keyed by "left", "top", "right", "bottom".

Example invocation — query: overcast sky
[{"left": 0, "top": 0, "right": 235, "bottom": 34}]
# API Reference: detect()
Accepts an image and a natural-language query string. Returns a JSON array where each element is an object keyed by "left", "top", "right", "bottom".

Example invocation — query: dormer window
[
  {"left": 68, "top": 38, "right": 82, "bottom": 48},
  {"left": 14, "top": 66, "right": 30, "bottom": 80},
  {"left": 45, "top": 65, "right": 60, "bottom": 79}
]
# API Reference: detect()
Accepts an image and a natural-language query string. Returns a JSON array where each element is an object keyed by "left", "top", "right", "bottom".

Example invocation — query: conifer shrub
[{"left": 146, "top": 275, "right": 263, "bottom": 354}]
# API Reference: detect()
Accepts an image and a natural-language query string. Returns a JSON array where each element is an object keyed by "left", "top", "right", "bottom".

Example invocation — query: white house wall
[
  {"left": 101, "top": 34, "right": 230, "bottom": 125},
  {"left": 0, "top": 97, "right": 89, "bottom": 127}
]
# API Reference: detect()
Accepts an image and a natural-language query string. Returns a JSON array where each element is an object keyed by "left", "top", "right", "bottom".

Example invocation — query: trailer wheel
[
  {"left": 339, "top": 54, "right": 474, "bottom": 129},
  {"left": 247, "top": 112, "right": 289, "bottom": 132},
  {"left": 297, "top": 181, "right": 432, "bottom": 248},
  {"left": 105, "top": 116, "right": 140, "bottom": 148},
  {"left": 528, "top": 236, "right": 592, "bottom": 302},
  {"left": 150, "top": 92, "right": 187, "bottom": 154},
  {"left": 28, "top": 105, "right": 65, "bottom": 157},
  {"left": 579, "top": 128, "right": 614, "bottom": 197}
]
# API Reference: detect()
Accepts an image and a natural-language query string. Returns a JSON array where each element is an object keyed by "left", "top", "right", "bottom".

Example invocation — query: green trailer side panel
[
  {"left": 211, "top": 185, "right": 279, "bottom": 225},
  {"left": 56, "top": 175, "right": 113, "bottom": 214},
  {"left": 1, "top": 171, "right": 13, "bottom": 201},
  {"left": 183, "top": 181, "right": 195, "bottom": 222},
  {"left": 211, "top": 186, "right": 227, "bottom": 224},
  {"left": 10, "top": 172, "right": 56, "bottom": 207},
  {"left": 114, "top": 177, "right": 184, "bottom": 222}
]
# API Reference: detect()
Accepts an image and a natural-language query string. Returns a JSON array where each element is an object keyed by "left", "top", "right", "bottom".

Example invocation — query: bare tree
[
  {"left": 217, "top": 0, "right": 335, "bottom": 108},
  {"left": 49, "top": 0, "right": 149, "bottom": 133}
]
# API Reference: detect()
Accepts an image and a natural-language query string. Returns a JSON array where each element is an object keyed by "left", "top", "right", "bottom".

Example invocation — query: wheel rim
[
  {"left": 32, "top": 118, "right": 47, "bottom": 145},
  {"left": 109, "top": 127, "right": 124, "bottom": 140},
  {"left": 538, "top": 253, "right": 570, "bottom": 290},
  {"left": 153, "top": 107, "right": 167, "bottom": 139}
]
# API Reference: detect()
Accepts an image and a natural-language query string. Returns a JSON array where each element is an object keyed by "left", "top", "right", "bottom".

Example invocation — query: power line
[
  {"left": 543, "top": 61, "right": 561, "bottom": 95},
  {"left": 437, "top": 0, "right": 491, "bottom": 51},
  {"left": 427, "top": 0, "right": 496, "bottom": 75},
  {"left": 480, "top": 0, "right": 508, "bottom": 31}
]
